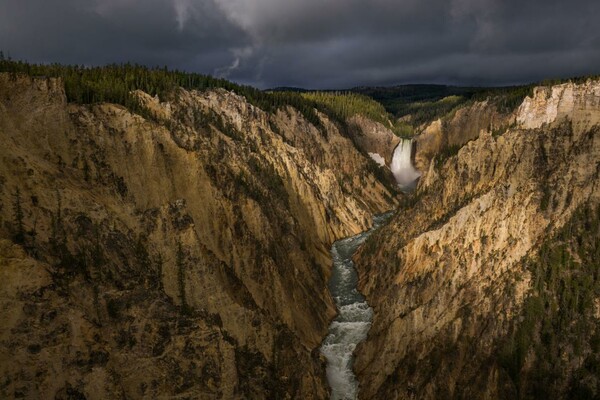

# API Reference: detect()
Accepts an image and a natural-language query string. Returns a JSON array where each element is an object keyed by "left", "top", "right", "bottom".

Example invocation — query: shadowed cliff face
[
  {"left": 354, "top": 80, "right": 600, "bottom": 399},
  {"left": 0, "top": 74, "right": 396, "bottom": 399},
  {"left": 346, "top": 115, "right": 401, "bottom": 166},
  {"left": 412, "top": 99, "right": 515, "bottom": 172}
]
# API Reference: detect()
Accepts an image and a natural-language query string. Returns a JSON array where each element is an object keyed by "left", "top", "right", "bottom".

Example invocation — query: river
[{"left": 320, "top": 212, "right": 394, "bottom": 400}]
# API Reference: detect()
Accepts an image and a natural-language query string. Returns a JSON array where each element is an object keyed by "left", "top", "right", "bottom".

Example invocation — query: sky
[{"left": 1, "top": 0, "right": 599, "bottom": 89}]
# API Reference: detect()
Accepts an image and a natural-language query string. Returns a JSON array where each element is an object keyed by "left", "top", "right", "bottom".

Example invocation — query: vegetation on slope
[
  {"left": 498, "top": 204, "right": 600, "bottom": 399},
  {"left": 302, "top": 91, "right": 389, "bottom": 124},
  {"left": 13, "top": 49, "right": 590, "bottom": 141},
  {"left": 353, "top": 84, "right": 479, "bottom": 122},
  {"left": 354, "top": 75, "right": 599, "bottom": 128},
  {"left": 301, "top": 91, "right": 413, "bottom": 136},
  {"left": 353, "top": 83, "right": 537, "bottom": 126},
  {"left": 0, "top": 55, "right": 333, "bottom": 129}
]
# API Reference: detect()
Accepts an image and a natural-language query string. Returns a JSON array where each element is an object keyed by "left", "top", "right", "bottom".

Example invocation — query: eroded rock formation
[
  {"left": 354, "top": 80, "right": 600, "bottom": 399},
  {"left": 0, "top": 74, "right": 396, "bottom": 399}
]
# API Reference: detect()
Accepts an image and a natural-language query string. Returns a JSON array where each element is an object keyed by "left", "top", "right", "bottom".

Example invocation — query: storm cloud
[{"left": 1, "top": 0, "right": 599, "bottom": 88}]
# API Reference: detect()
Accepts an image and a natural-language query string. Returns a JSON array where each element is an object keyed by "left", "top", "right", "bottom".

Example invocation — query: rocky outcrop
[
  {"left": 354, "top": 80, "right": 600, "bottom": 399},
  {"left": 0, "top": 74, "right": 396, "bottom": 399},
  {"left": 413, "top": 100, "right": 514, "bottom": 172},
  {"left": 346, "top": 115, "right": 401, "bottom": 165},
  {"left": 516, "top": 80, "right": 600, "bottom": 134}
]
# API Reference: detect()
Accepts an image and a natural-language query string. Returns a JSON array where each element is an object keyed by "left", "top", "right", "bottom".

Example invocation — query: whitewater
[
  {"left": 320, "top": 212, "right": 393, "bottom": 400},
  {"left": 391, "top": 139, "right": 421, "bottom": 191}
]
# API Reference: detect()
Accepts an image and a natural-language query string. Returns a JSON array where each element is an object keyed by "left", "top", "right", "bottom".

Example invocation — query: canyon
[
  {"left": 0, "top": 70, "right": 599, "bottom": 400},
  {"left": 0, "top": 73, "right": 396, "bottom": 399}
]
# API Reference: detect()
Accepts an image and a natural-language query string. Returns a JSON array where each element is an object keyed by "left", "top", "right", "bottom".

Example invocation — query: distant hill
[
  {"left": 351, "top": 84, "right": 481, "bottom": 104},
  {"left": 352, "top": 76, "right": 599, "bottom": 125},
  {"left": 267, "top": 86, "right": 311, "bottom": 93},
  {"left": 273, "top": 83, "right": 533, "bottom": 127},
  {"left": 351, "top": 84, "right": 522, "bottom": 124}
]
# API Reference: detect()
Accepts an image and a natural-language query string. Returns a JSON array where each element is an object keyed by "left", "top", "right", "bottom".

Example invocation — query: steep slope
[
  {"left": 354, "top": 80, "right": 600, "bottom": 399},
  {"left": 412, "top": 99, "right": 514, "bottom": 172},
  {"left": 346, "top": 115, "right": 401, "bottom": 166},
  {"left": 0, "top": 73, "right": 396, "bottom": 399}
]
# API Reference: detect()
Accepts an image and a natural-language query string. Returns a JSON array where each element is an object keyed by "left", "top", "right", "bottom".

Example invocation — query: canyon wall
[
  {"left": 0, "top": 74, "right": 396, "bottom": 399},
  {"left": 355, "top": 80, "right": 600, "bottom": 399},
  {"left": 346, "top": 114, "right": 401, "bottom": 165},
  {"left": 413, "top": 100, "right": 514, "bottom": 172}
]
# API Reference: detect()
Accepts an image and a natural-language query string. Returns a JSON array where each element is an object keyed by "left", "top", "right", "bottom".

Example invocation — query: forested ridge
[
  {"left": 3, "top": 54, "right": 596, "bottom": 139},
  {"left": 301, "top": 91, "right": 413, "bottom": 136},
  {"left": 0, "top": 55, "right": 337, "bottom": 129},
  {"left": 353, "top": 76, "right": 600, "bottom": 128}
]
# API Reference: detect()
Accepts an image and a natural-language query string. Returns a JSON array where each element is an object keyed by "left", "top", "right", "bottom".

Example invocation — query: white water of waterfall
[
  {"left": 320, "top": 212, "right": 393, "bottom": 400},
  {"left": 391, "top": 139, "right": 421, "bottom": 191}
]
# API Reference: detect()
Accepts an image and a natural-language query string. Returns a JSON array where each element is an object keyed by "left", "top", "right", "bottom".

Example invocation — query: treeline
[
  {"left": 302, "top": 91, "right": 390, "bottom": 126},
  {"left": 301, "top": 91, "right": 414, "bottom": 136},
  {"left": 355, "top": 85, "right": 532, "bottom": 127},
  {"left": 393, "top": 85, "right": 534, "bottom": 126},
  {"left": 353, "top": 75, "right": 600, "bottom": 127},
  {"left": 352, "top": 84, "right": 479, "bottom": 120},
  {"left": 395, "top": 95, "right": 467, "bottom": 127},
  {"left": 0, "top": 55, "right": 329, "bottom": 128},
  {"left": 473, "top": 75, "right": 599, "bottom": 114}
]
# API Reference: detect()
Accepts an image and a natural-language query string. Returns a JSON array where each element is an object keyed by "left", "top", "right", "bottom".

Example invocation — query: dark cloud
[{"left": 1, "top": 0, "right": 599, "bottom": 88}]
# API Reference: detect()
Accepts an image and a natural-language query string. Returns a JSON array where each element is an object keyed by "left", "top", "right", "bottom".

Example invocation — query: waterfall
[{"left": 390, "top": 139, "right": 420, "bottom": 191}]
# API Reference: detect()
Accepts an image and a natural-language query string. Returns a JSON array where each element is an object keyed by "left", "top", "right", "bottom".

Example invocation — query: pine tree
[
  {"left": 155, "top": 252, "right": 164, "bottom": 291},
  {"left": 12, "top": 188, "right": 25, "bottom": 244},
  {"left": 176, "top": 242, "right": 189, "bottom": 314},
  {"left": 50, "top": 190, "right": 65, "bottom": 250},
  {"left": 82, "top": 157, "right": 91, "bottom": 182}
]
